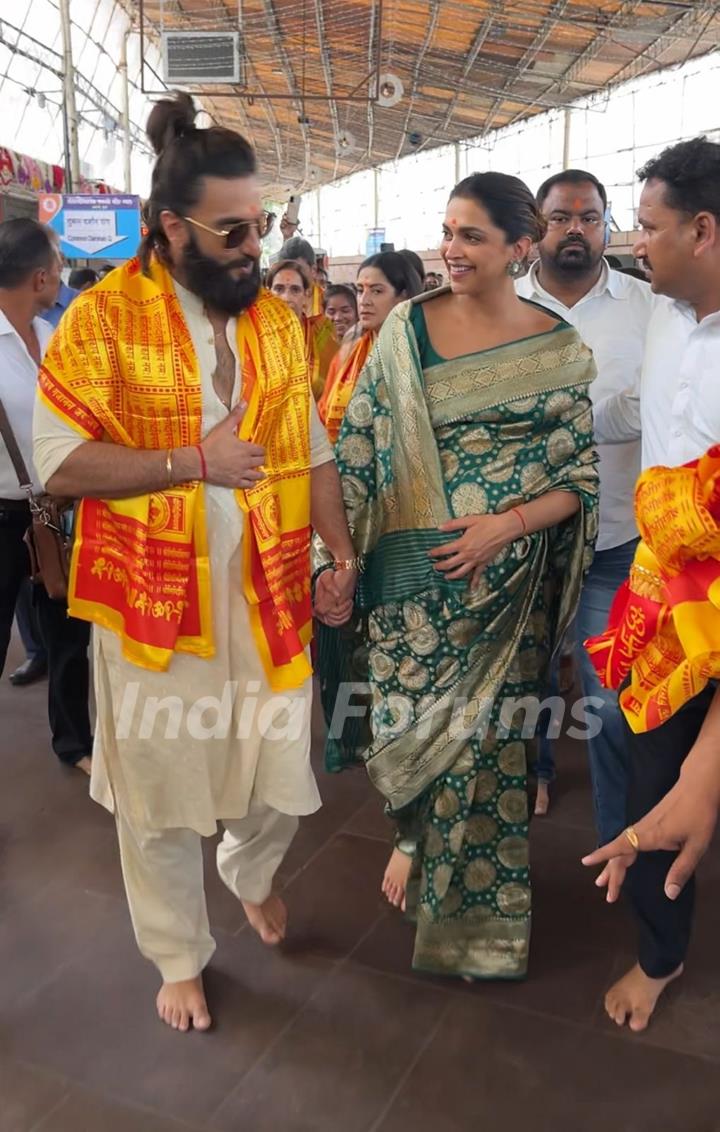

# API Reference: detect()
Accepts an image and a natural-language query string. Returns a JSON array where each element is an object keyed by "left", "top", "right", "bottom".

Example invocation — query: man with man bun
[{"left": 33, "top": 92, "right": 356, "bottom": 1033}]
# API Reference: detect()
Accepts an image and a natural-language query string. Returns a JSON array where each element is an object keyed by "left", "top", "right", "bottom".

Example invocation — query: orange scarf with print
[
  {"left": 38, "top": 259, "right": 313, "bottom": 691},
  {"left": 585, "top": 445, "right": 720, "bottom": 731},
  {"left": 318, "top": 330, "right": 376, "bottom": 444}
]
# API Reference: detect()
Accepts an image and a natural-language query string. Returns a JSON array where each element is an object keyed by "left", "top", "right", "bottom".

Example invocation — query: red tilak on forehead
[
  {"left": 448, "top": 217, "right": 459, "bottom": 227},
  {"left": 572, "top": 198, "right": 583, "bottom": 211}
]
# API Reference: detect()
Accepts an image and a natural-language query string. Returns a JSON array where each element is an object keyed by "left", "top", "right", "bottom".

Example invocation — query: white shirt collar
[
  {"left": 0, "top": 307, "right": 53, "bottom": 348},
  {"left": 0, "top": 308, "right": 17, "bottom": 336},
  {"left": 668, "top": 298, "right": 720, "bottom": 328},
  {"left": 604, "top": 262, "right": 628, "bottom": 299},
  {"left": 525, "top": 258, "right": 627, "bottom": 304}
]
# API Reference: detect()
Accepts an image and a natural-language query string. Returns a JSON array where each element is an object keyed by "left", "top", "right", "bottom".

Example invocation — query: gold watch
[{"left": 333, "top": 556, "right": 364, "bottom": 572}]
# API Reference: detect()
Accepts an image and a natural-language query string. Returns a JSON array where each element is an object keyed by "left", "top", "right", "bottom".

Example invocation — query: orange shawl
[
  {"left": 304, "top": 313, "right": 339, "bottom": 401},
  {"left": 310, "top": 282, "right": 324, "bottom": 317},
  {"left": 38, "top": 260, "right": 313, "bottom": 691},
  {"left": 317, "top": 330, "right": 376, "bottom": 444},
  {"left": 585, "top": 445, "right": 720, "bottom": 731}
]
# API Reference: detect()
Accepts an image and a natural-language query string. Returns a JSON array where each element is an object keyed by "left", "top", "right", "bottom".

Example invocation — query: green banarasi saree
[{"left": 318, "top": 293, "right": 599, "bottom": 980}]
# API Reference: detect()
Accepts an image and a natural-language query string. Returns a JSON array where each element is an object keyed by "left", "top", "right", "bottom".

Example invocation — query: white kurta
[{"left": 34, "top": 282, "right": 330, "bottom": 837}]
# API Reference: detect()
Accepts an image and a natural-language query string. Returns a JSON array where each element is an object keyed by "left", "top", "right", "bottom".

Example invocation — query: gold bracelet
[{"left": 166, "top": 449, "right": 174, "bottom": 487}]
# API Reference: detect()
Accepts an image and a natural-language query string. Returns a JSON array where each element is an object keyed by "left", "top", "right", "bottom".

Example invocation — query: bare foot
[
  {"left": 75, "top": 755, "right": 92, "bottom": 777},
  {"left": 605, "top": 962, "right": 683, "bottom": 1032},
  {"left": 534, "top": 781, "right": 550, "bottom": 816},
  {"left": 382, "top": 847, "right": 412, "bottom": 911},
  {"left": 156, "top": 975, "right": 212, "bottom": 1032},
  {"left": 242, "top": 892, "right": 287, "bottom": 945}
]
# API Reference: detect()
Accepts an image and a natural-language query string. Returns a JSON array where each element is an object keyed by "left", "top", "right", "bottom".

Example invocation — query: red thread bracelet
[
  {"left": 195, "top": 444, "right": 207, "bottom": 482},
  {"left": 510, "top": 506, "right": 527, "bottom": 536}
]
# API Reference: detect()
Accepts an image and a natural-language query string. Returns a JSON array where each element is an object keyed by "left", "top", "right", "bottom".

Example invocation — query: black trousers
[
  {"left": 0, "top": 501, "right": 32, "bottom": 677},
  {"left": 34, "top": 585, "right": 92, "bottom": 766},
  {"left": 623, "top": 681, "right": 715, "bottom": 979},
  {"left": 0, "top": 501, "right": 92, "bottom": 766}
]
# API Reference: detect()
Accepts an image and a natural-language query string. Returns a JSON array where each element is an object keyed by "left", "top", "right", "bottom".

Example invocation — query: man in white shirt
[
  {"left": 9, "top": 229, "right": 77, "bottom": 688},
  {"left": 585, "top": 136, "right": 720, "bottom": 1033},
  {"left": 516, "top": 169, "right": 654, "bottom": 838},
  {"left": 0, "top": 220, "right": 56, "bottom": 672},
  {"left": 0, "top": 218, "right": 93, "bottom": 773}
]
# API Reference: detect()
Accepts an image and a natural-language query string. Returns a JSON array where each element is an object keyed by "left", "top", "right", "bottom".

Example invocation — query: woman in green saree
[{"left": 316, "top": 172, "right": 599, "bottom": 980}]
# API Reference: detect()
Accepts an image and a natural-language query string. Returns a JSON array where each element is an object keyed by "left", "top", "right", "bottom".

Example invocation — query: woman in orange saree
[
  {"left": 268, "top": 258, "right": 339, "bottom": 400},
  {"left": 319, "top": 251, "right": 422, "bottom": 443}
]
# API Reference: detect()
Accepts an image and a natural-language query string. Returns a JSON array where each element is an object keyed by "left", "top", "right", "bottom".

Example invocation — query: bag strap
[{"left": 0, "top": 395, "right": 33, "bottom": 494}]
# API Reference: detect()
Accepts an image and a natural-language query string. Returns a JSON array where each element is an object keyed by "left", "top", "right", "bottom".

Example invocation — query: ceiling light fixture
[{"left": 376, "top": 72, "right": 404, "bottom": 108}]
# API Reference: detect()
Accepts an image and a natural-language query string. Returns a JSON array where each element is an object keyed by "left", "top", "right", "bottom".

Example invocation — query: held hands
[
  {"left": 581, "top": 762, "right": 720, "bottom": 903},
  {"left": 200, "top": 402, "right": 266, "bottom": 490},
  {"left": 314, "top": 567, "right": 358, "bottom": 627},
  {"left": 428, "top": 512, "right": 521, "bottom": 589}
]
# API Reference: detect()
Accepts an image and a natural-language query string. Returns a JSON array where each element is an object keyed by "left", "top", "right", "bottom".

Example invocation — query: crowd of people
[{"left": 2, "top": 88, "right": 719, "bottom": 1038}]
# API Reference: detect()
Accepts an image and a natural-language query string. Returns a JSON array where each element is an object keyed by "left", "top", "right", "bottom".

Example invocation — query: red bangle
[
  {"left": 510, "top": 506, "right": 527, "bottom": 536},
  {"left": 195, "top": 444, "right": 207, "bottom": 482}
]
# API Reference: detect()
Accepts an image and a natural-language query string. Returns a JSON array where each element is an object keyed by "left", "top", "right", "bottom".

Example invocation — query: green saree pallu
[{"left": 316, "top": 294, "right": 599, "bottom": 980}]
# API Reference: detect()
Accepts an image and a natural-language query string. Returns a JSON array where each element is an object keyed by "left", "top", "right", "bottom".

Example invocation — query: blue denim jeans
[{"left": 576, "top": 537, "right": 638, "bottom": 843}]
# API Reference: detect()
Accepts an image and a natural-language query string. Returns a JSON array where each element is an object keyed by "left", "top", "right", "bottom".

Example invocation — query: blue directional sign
[{"left": 39, "top": 193, "right": 142, "bottom": 260}]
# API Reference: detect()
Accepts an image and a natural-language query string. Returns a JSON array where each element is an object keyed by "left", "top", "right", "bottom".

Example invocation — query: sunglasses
[{"left": 182, "top": 210, "right": 275, "bottom": 247}]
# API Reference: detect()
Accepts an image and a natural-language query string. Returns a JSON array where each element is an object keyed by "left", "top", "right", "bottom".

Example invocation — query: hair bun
[{"left": 146, "top": 91, "right": 197, "bottom": 156}]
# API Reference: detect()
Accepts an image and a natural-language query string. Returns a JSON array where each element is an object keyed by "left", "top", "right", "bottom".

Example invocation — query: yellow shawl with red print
[
  {"left": 38, "top": 258, "right": 313, "bottom": 691},
  {"left": 586, "top": 446, "right": 720, "bottom": 731}
]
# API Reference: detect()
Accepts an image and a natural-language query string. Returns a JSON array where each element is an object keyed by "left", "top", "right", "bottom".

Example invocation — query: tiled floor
[{"left": 2, "top": 634, "right": 719, "bottom": 1132}]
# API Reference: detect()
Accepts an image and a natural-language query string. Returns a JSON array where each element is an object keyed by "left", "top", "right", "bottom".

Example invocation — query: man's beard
[
  {"left": 549, "top": 236, "right": 603, "bottom": 275},
  {"left": 181, "top": 233, "right": 261, "bottom": 315}
]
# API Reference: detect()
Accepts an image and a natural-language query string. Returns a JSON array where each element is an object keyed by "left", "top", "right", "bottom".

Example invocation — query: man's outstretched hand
[{"left": 582, "top": 761, "right": 720, "bottom": 902}]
